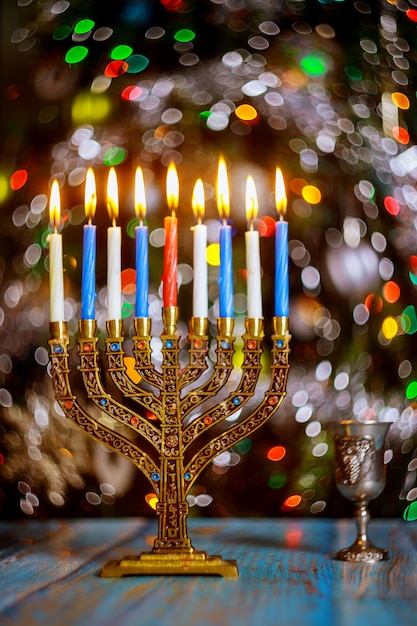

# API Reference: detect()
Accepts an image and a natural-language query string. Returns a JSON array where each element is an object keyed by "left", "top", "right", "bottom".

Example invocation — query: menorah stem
[{"left": 152, "top": 306, "right": 192, "bottom": 552}]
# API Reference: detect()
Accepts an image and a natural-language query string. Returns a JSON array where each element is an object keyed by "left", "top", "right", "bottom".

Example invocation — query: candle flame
[
  {"left": 166, "top": 162, "right": 179, "bottom": 216},
  {"left": 135, "top": 166, "right": 146, "bottom": 222},
  {"left": 192, "top": 179, "right": 205, "bottom": 223},
  {"left": 85, "top": 168, "right": 96, "bottom": 222},
  {"left": 217, "top": 156, "right": 230, "bottom": 221},
  {"left": 245, "top": 176, "right": 258, "bottom": 225},
  {"left": 107, "top": 167, "right": 119, "bottom": 224},
  {"left": 275, "top": 167, "right": 287, "bottom": 219},
  {"left": 49, "top": 180, "right": 61, "bottom": 231}
]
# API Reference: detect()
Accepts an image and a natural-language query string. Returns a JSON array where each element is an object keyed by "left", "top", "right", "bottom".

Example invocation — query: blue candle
[
  {"left": 81, "top": 169, "right": 97, "bottom": 320},
  {"left": 134, "top": 167, "right": 149, "bottom": 317},
  {"left": 135, "top": 225, "right": 148, "bottom": 317},
  {"left": 217, "top": 157, "right": 234, "bottom": 318},
  {"left": 219, "top": 223, "right": 234, "bottom": 318},
  {"left": 274, "top": 168, "right": 289, "bottom": 317},
  {"left": 274, "top": 220, "right": 288, "bottom": 317}
]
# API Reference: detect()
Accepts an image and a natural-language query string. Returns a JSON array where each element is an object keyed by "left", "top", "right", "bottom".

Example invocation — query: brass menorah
[{"left": 49, "top": 309, "right": 290, "bottom": 577}]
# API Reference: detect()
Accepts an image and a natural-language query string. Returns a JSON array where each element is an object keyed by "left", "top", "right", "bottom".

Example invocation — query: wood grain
[{"left": 0, "top": 519, "right": 416, "bottom": 626}]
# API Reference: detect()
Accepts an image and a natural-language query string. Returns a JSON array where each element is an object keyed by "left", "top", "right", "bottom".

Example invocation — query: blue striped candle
[
  {"left": 81, "top": 169, "right": 96, "bottom": 320},
  {"left": 219, "top": 223, "right": 234, "bottom": 318},
  {"left": 274, "top": 219, "right": 288, "bottom": 317},
  {"left": 134, "top": 167, "right": 149, "bottom": 317},
  {"left": 81, "top": 223, "right": 96, "bottom": 319},
  {"left": 274, "top": 167, "right": 288, "bottom": 317},
  {"left": 135, "top": 224, "right": 148, "bottom": 317}
]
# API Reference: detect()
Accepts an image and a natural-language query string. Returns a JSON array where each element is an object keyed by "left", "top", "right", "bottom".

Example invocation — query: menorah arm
[
  {"left": 178, "top": 317, "right": 209, "bottom": 390},
  {"left": 132, "top": 317, "right": 164, "bottom": 389},
  {"left": 78, "top": 320, "right": 162, "bottom": 450},
  {"left": 183, "top": 317, "right": 291, "bottom": 490},
  {"left": 48, "top": 322, "right": 160, "bottom": 493},
  {"left": 182, "top": 318, "right": 264, "bottom": 448},
  {"left": 179, "top": 317, "right": 235, "bottom": 418},
  {"left": 105, "top": 320, "right": 163, "bottom": 417}
]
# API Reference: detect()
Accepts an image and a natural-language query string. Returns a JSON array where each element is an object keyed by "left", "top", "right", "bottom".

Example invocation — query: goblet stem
[
  {"left": 335, "top": 500, "right": 388, "bottom": 562},
  {"left": 354, "top": 501, "right": 370, "bottom": 549}
]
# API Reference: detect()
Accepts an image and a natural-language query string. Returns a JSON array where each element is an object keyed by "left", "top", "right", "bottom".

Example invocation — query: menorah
[
  {"left": 47, "top": 159, "right": 290, "bottom": 577},
  {"left": 49, "top": 310, "right": 290, "bottom": 577}
]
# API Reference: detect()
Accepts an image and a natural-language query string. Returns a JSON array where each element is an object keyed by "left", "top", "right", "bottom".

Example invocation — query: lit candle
[
  {"left": 217, "top": 157, "right": 234, "bottom": 318},
  {"left": 275, "top": 168, "right": 289, "bottom": 317},
  {"left": 81, "top": 168, "right": 97, "bottom": 320},
  {"left": 162, "top": 163, "right": 178, "bottom": 307},
  {"left": 134, "top": 167, "right": 149, "bottom": 318},
  {"left": 191, "top": 179, "right": 208, "bottom": 318},
  {"left": 245, "top": 176, "right": 262, "bottom": 319},
  {"left": 48, "top": 180, "right": 65, "bottom": 322},
  {"left": 106, "top": 167, "right": 122, "bottom": 321}
]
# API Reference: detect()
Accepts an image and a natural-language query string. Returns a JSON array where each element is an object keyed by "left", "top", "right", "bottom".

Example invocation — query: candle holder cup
[
  {"left": 49, "top": 310, "right": 291, "bottom": 577},
  {"left": 328, "top": 420, "right": 391, "bottom": 563}
]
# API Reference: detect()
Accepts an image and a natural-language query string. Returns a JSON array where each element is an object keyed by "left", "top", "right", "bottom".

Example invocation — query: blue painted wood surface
[{"left": 0, "top": 518, "right": 416, "bottom": 626}]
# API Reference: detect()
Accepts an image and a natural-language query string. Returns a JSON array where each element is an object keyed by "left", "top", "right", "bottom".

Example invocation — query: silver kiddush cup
[{"left": 328, "top": 420, "right": 391, "bottom": 562}]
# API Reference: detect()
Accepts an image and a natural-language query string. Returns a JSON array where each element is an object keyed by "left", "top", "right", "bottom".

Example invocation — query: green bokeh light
[
  {"left": 74, "top": 19, "right": 95, "bottom": 35},
  {"left": 65, "top": 46, "right": 89, "bottom": 64},
  {"left": 174, "top": 28, "right": 196, "bottom": 43},
  {"left": 122, "top": 302, "right": 134, "bottom": 318},
  {"left": 300, "top": 55, "right": 326, "bottom": 76},
  {"left": 53, "top": 26, "right": 72, "bottom": 40},
  {"left": 403, "top": 501, "right": 417, "bottom": 521},
  {"left": 409, "top": 271, "right": 417, "bottom": 286},
  {"left": 110, "top": 45, "right": 134, "bottom": 60},
  {"left": 268, "top": 473, "right": 287, "bottom": 489},
  {"left": 234, "top": 439, "right": 252, "bottom": 454},
  {"left": 126, "top": 54, "right": 150, "bottom": 73},
  {"left": 406, "top": 380, "right": 417, "bottom": 400},
  {"left": 401, "top": 305, "right": 417, "bottom": 334},
  {"left": 344, "top": 66, "right": 362, "bottom": 80},
  {"left": 103, "top": 147, "right": 126, "bottom": 166}
]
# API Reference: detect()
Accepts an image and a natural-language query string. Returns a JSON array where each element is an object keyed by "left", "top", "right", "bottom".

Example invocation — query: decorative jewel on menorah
[{"left": 47, "top": 159, "right": 291, "bottom": 577}]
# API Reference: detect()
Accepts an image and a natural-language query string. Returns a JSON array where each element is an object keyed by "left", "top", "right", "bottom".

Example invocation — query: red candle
[{"left": 163, "top": 163, "right": 179, "bottom": 307}]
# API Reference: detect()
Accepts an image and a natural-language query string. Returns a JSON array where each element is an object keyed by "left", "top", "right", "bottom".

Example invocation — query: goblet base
[{"left": 335, "top": 543, "right": 388, "bottom": 563}]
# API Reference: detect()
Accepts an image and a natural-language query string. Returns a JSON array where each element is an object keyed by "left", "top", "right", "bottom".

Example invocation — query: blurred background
[{"left": 1, "top": 0, "right": 417, "bottom": 522}]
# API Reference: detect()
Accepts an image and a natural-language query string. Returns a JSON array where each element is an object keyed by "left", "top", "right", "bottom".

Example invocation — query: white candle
[
  {"left": 106, "top": 168, "right": 121, "bottom": 321},
  {"left": 48, "top": 180, "right": 65, "bottom": 322},
  {"left": 245, "top": 176, "right": 262, "bottom": 318},
  {"left": 192, "top": 179, "right": 208, "bottom": 318}
]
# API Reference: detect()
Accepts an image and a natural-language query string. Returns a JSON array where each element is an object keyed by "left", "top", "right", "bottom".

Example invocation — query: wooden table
[{"left": 1, "top": 518, "right": 416, "bottom": 625}]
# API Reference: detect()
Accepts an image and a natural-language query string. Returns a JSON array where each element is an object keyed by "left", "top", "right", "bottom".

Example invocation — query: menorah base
[{"left": 101, "top": 550, "right": 238, "bottom": 578}]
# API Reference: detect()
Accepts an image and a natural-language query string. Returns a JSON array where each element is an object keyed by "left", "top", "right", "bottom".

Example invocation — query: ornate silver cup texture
[{"left": 328, "top": 420, "right": 391, "bottom": 562}]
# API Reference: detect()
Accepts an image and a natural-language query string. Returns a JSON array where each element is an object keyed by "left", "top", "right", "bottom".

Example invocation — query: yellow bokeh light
[
  {"left": 392, "top": 92, "right": 410, "bottom": 110},
  {"left": 145, "top": 493, "right": 159, "bottom": 510},
  {"left": 302, "top": 185, "right": 321, "bottom": 204},
  {"left": 235, "top": 104, "right": 258, "bottom": 121},
  {"left": 0, "top": 174, "right": 9, "bottom": 203},
  {"left": 71, "top": 92, "right": 112, "bottom": 125},
  {"left": 124, "top": 356, "right": 141, "bottom": 384},
  {"left": 382, "top": 316, "right": 398, "bottom": 339},
  {"left": 206, "top": 242, "right": 220, "bottom": 266}
]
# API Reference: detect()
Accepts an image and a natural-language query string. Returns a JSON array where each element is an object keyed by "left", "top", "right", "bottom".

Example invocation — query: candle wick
[
  {"left": 198, "top": 216, "right": 202, "bottom": 226},
  {"left": 139, "top": 218, "right": 144, "bottom": 227},
  {"left": 171, "top": 210, "right": 176, "bottom": 219},
  {"left": 249, "top": 220, "right": 254, "bottom": 232},
  {"left": 112, "top": 218, "right": 116, "bottom": 228}
]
